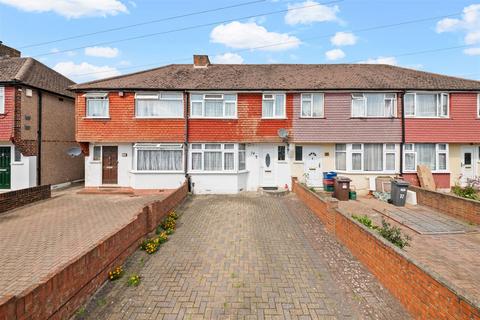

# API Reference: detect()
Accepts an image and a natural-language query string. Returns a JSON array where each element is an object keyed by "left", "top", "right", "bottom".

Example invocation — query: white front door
[
  {"left": 461, "top": 146, "right": 476, "bottom": 185},
  {"left": 304, "top": 146, "right": 323, "bottom": 187},
  {"left": 260, "top": 145, "right": 276, "bottom": 187}
]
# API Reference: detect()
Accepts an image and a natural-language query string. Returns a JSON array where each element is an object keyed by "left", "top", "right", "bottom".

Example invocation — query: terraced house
[{"left": 70, "top": 55, "right": 480, "bottom": 194}]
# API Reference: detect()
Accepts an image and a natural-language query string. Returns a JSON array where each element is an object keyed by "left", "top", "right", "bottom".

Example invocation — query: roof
[
  {"left": 70, "top": 63, "right": 480, "bottom": 92},
  {"left": 0, "top": 57, "right": 75, "bottom": 98}
]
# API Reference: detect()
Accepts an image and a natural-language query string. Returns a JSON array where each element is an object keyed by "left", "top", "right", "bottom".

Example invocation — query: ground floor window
[
  {"left": 404, "top": 143, "right": 448, "bottom": 172},
  {"left": 134, "top": 143, "right": 183, "bottom": 171},
  {"left": 335, "top": 143, "right": 397, "bottom": 172},
  {"left": 190, "top": 143, "right": 245, "bottom": 172}
]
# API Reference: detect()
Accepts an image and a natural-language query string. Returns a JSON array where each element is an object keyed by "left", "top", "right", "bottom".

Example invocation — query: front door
[
  {"left": 260, "top": 145, "right": 276, "bottom": 187},
  {"left": 304, "top": 146, "right": 322, "bottom": 187},
  {"left": 461, "top": 146, "right": 475, "bottom": 185},
  {"left": 0, "top": 147, "right": 11, "bottom": 189},
  {"left": 102, "top": 146, "right": 118, "bottom": 185}
]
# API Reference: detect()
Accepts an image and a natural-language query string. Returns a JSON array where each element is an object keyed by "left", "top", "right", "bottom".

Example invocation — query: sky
[{"left": 0, "top": 0, "right": 479, "bottom": 83}]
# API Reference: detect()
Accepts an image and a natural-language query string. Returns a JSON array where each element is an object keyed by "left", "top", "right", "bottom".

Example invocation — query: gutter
[
  {"left": 37, "top": 91, "right": 42, "bottom": 185},
  {"left": 400, "top": 90, "right": 406, "bottom": 176},
  {"left": 184, "top": 91, "right": 191, "bottom": 192}
]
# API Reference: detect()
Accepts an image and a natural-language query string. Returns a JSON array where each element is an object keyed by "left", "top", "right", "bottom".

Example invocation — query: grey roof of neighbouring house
[
  {"left": 0, "top": 57, "right": 75, "bottom": 98},
  {"left": 70, "top": 63, "right": 480, "bottom": 91}
]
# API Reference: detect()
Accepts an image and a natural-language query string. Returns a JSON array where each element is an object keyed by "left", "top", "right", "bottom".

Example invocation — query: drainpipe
[
  {"left": 184, "top": 91, "right": 191, "bottom": 192},
  {"left": 400, "top": 90, "right": 406, "bottom": 177},
  {"left": 36, "top": 90, "right": 42, "bottom": 186}
]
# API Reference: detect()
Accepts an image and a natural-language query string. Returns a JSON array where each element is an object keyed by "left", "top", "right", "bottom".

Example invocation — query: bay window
[
  {"left": 190, "top": 143, "right": 246, "bottom": 172},
  {"left": 135, "top": 92, "right": 183, "bottom": 118},
  {"left": 403, "top": 143, "right": 448, "bottom": 172},
  {"left": 190, "top": 93, "right": 237, "bottom": 118},
  {"left": 134, "top": 143, "right": 183, "bottom": 171},
  {"left": 404, "top": 93, "right": 449, "bottom": 117},
  {"left": 0, "top": 86, "right": 4, "bottom": 114},
  {"left": 335, "top": 143, "right": 398, "bottom": 172},
  {"left": 85, "top": 92, "right": 109, "bottom": 118},
  {"left": 301, "top": 93, "right": 324, "bottom": 117},
  {"left": 262, "top": 93, "right": 285, "bottom": 118},
  {"left": 351, "top": 93, "right": 396, "bottom": 117}
]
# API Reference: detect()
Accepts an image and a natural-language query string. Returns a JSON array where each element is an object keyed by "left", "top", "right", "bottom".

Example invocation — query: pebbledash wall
[
  {"left": 0, "top": 182, "right": 188, "bottom": 320},
  {"left": 292, "top": 178, "right": 480, "bottom": 320}
]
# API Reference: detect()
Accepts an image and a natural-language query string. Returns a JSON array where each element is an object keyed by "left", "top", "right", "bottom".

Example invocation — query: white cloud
[
  {"left": 0, "top": 0, "right": 128, "bottom": 18},
  {"left": 53, "top": 61, "right": 120, "bottom": 81},
  {"left": 285, "top": 0, "right": 339, "bottom": 25},
  {"left": 358, "top": 56, "right": 398, "bottom": 65},
  {"left": 330, "top": 32, "right": 357, "bottom": 46},
  {"left": 464, "top": 47, "right": 480, "bottom": 55},
  {"left": 212, "top": 53, "right": 244, "bottom": 64},
  {"left": 85, "top": 46, "right": 119, "bottom": 58},
  {"left": 210, "top": 21, "right": 300, "bottom": 51},
  {"left": 325, "top": 49, "right": 345, "bottom": 61},
  {"left": 436, "top": 4, "right": 480, "bottom": 46}
]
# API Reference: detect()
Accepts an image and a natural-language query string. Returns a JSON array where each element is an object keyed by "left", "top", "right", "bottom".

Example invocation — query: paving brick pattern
[
  {"left": 0, "top": 186, "right": 166, "bottom": 299},
  {"left": 81, "top": 194, "right": 409, "bottom": 320}
]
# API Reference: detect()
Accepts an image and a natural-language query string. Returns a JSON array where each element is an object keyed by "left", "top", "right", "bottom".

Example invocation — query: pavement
[
  {"left": 78, "top": 193, "right": 410, "bottom": 320},
  {"left": 0, "top": 185, "right": 170, "bottom": 299}
]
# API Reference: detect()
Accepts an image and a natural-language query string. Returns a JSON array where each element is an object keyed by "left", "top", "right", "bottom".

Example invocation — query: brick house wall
[{"left": 0, "top": 86, "right": 15, "bottom": 142}]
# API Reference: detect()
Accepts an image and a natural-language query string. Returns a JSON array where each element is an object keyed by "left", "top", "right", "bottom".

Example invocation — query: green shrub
[
  {"left": 127, "top": 274, "right": 141, "bottom": 287},
  {"left": 352, "top": 214, "right": 377, "bottom": 230},
  {"left": 452, "top": 185, "right": 480, "bottom": 200},
  {"left": 378, "top": 220, "right": 411, "bottom": 249}
]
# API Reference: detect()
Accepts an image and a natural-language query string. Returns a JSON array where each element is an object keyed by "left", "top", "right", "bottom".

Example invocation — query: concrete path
[
  {"left": 0, "top": 185, "right": 168, "bottom": 299},
  {"left": 80, "top": 194, "right": 410, "bottom": 320}
]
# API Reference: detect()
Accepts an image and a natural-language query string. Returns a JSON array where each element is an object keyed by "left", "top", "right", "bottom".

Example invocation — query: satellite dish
[
  {"left": 67, "top": 147, "right": 82, "bottom": 157},
  {"left": 277, "top": 128, "right": 289, "bottom": 139}
]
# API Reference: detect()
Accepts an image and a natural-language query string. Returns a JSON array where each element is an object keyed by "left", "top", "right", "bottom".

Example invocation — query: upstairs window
[
  {"left": 85, "top": 92, "right": 109, "bottom": 118},
  {"left": 190, "top": 93, "right": 237, "bottom": 118},
  {"left": 404, "top": 143, "right": 448, "bottom": 172},
  {"left": 262, "top": 93, "right": 285, "bottom": 118},
  {"left": 351, "top": 93, "right": 396, "bottom": 117},
  {"left": 301, "top": 93, "right": 324, "bottom": 117},
  {"left": 134, "top": 143, "right": 183, "bottom": 171},
  {"left": 135, "top": 92, "right": 183, "bottom": 118},
  {"left": 0, "top": 87, "right": 4, "bottom": 114},
  {"left": 404, "top": 93, "right": 449, "bottom": 118}
]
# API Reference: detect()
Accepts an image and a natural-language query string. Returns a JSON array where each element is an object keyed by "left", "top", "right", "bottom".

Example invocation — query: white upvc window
[
  {"left": 404, "top": 92, "right": 449, "bottom": 118},
  {"left": 335, "top": 143, "right": 398, "bottom": 173},
  {"left": 351, "top": 93, "right": 396, "bottom": 118},
  {"left": 301, "top": 93, "right": 324, "bottom": 118},
  {"left": 85, "top": 92, "right": 109, "bottom": 118},
  {"left": 0, "top": 86, "right": 4, "bottom": 114},
  {"left": 189, "top": 143, "right": 245, "bottom": 172},
  {"left": 403, "top": 143, "right": 448, "bottom": 172},
  {"left": 135, "top": 92, "right": 183, "bottom": 118},
  {"left": 190, "top": 93, "right": 237, "bottom": 118},
  {"left": 262, "top": 93, "right": 286, "bottom": 118},
  {"left": 134, "top": 143, "right": 183, "bottom": 172}
]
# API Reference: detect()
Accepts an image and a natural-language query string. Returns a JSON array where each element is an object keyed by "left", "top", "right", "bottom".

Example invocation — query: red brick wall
[
  {"left": 410, "top": 185, "right": 480, "bottom": 225},
  {"left": 0, "top": 185, "right": 51, "bottom": 214},
  {"left": 0, "top": 182, "right": 188, "bottom": 320},
  {"left": 292, "top": 179, "right": 480, "bottom": 320},
  {"left": 402, "top": 172, "right": 451, "bottom": 189},
  {"left": 0, "top": 86, "right": 15, "bottom": 141}
]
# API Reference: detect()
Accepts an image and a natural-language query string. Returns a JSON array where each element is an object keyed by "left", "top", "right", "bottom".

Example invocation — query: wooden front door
[
  {"left": 0, "top": 147, "right": 11, "bottom": 189},
  {"left": 102, "top": 146, "right": 118, "bottom": 185}
]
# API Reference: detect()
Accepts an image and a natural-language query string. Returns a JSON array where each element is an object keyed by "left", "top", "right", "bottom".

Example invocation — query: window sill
[
  {"left": 11, "top": 162, "right": 24, "bottom": 166},
  {"left": 130, "top": 170, "right": 184, "bottom": 174},
  {"left": 261, "top": 117, "right": 287, "bottom": 120},
  {"left": 83, "top": 117, "right": 110, "bottom": 120},
  {"left": 299, "top": 116, "right": 325, "bottom": 119},
  {"left": 188, "top": 170, "right": 247, "bottom": 175},
  {"left": 335, "top": 171, "right": 398, "bottom": 175},
  {"left": 349, "top": 117, "right": 397, "bottom": 119},
  {"left": 403, "top": 170, "right": 450, "bottom": 174},
  {"left": 89, "top": 160, "right": 101, "bottom": 164},
  {"left": 135, "top": 116, "right": 184, "bottom": 119},
  {"left": 293, "top": 161, "right": 304, "bottom": 164},
  {"left": 405, "top": 116, "right": 449, "bottom": 119},
  {"left": 189, "top": 117, "right": 238, "bottom": 120}
]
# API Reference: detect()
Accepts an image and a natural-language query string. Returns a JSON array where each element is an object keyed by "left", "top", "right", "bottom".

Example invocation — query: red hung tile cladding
[
  {"left": 189, "top": 93, "right": 293, "bottom": 142},
  {"left": 405, "top": 93, "right": 480, "bottom": 143},
  {"left": 76, "top": 92, "right": 186, "bottom": 143},
  {"left": 0, "top": 86, "right": 15, "bottom": 141}
]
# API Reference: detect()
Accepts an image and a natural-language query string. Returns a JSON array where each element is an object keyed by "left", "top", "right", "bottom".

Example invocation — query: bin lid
[
  {"left": 335, "top": 176, "right": 352, "bottom": 182},
  {"left": 392, "top": 179, "right": 410, "bottom": 186}
]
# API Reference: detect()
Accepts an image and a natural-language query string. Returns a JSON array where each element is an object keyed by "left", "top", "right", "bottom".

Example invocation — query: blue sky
[{"left": 0, "top": 0, "right": 479, "bottom": 83}]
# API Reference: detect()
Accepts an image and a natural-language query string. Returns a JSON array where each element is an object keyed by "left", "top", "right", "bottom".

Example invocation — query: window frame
[
  {"left": 277, "top": 145, "right": 286, "bottom": 161},
  {"left": 404, "top": 92, "right": 449, "bottom": 118},
  {"left": 133, "top": 143, "right": 184, "bottom": 172},
  {"left": 351, "top": 93, "right": 397, "bottom": 118},
  {"left": 0, "top": 86, "right": 5, "bottom": 114},
  {"left": 335, "top": 143, "right": 398, "bottom": 173},
  {"left": 92, "top": 146, "right": 102, "bottom": 162},
  {"left": 403, "top": 143, "right": 449, "bottom": 173},
  {"left": 85, "top": 92, "right": 109, "bottom": 119},
  {"left": 13, "top": 146, "right": 22, "bottom": 163},
  {"left": 134, "top": 91, "right": 184, "bottom": 119},
  {"left": 189, "top": 93, "right": 237, "bottom": 119},
  {"left": 262, "top": 93, "right": 286, "bottom": 119},
  {"left": 300, "top": 93, "right": 324, "bottom": 118},
  {"left": 189, "top": 143, "right": 245, "bottom": 173},
  {"left": 294, "top": 145, "right": 303, "bottom": 162}
]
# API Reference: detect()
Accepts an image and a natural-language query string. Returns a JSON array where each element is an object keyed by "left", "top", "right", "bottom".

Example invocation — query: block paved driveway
[
  {"left": 0, "top": 185, "right": 167, "bottom": 300},
  {"left": 82, "top": 194, "right": 410, "bottom": 320}
]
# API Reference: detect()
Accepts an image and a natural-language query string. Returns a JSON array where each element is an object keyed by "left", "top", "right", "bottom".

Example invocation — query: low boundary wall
[{"left": 0, "top": 185, "right": 51, "bottom": 214}]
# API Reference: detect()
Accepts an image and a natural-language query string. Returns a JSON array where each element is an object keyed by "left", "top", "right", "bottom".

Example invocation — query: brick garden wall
[
  {"left": 0, "top": 181, "right": 188, "bottom": 320},
  {"left": 410, "top": 185, "right": 480, "bottom": 225},
  {"left": 292, "top": 178, "right": 480, "bottom": 320},
  {"left": 0, "top": 185, "right": 51, "bottom": 214}
]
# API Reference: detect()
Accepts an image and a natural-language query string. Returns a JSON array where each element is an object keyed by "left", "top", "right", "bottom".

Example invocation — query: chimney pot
[{"left": 193, "top": 55, "right": 210, "bottom": 68}]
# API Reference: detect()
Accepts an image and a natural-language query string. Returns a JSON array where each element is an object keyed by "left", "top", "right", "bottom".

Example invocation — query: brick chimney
[
  {"left": 193, "top": 55, "right": 210, "bottom": 68},
  {"left": 0, "top": 42, "right": 21, "bottom": 59}
]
